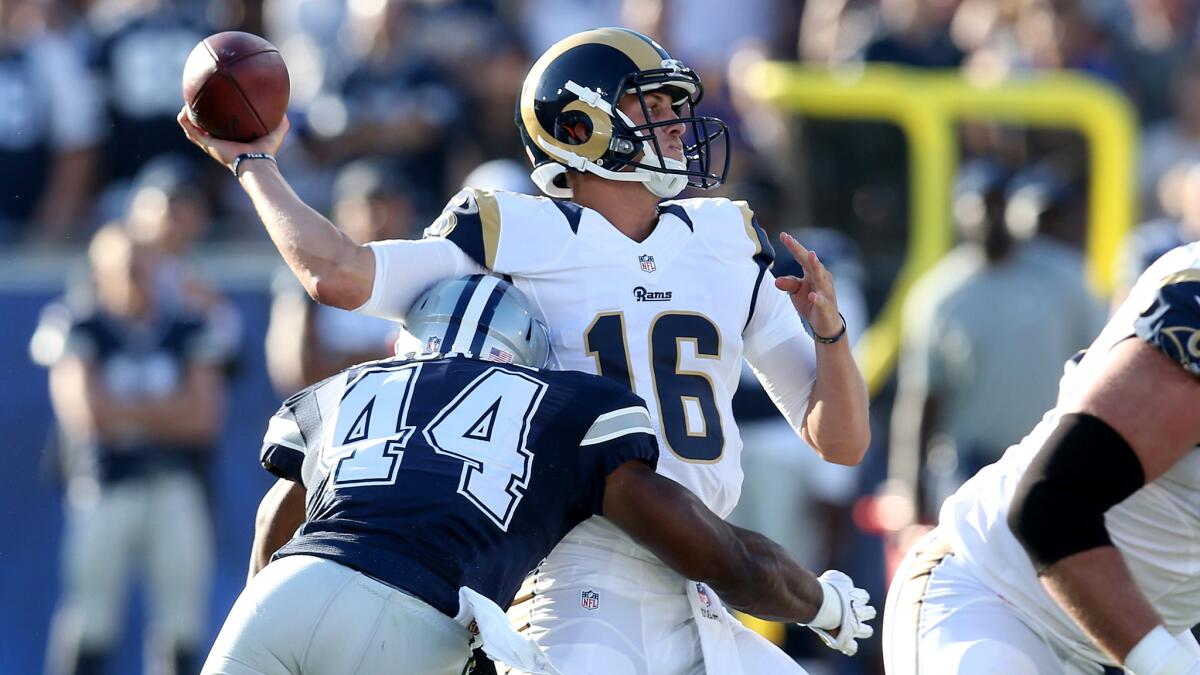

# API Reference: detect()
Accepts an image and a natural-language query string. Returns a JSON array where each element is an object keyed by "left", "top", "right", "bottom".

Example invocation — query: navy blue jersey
[
  {"left": 90, "top": 8, "right": 210, "bottom": 180},
  {"left": 32, "top": 298, "right": 234, "bottom": 482},
  {"left": 261, "top": 355, "right": 658, "bottom": 618}
]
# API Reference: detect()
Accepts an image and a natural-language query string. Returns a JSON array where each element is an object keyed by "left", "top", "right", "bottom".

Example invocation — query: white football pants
[
  {"left": 202, "top": 555, "right": 473, "bottom": 675},
  {"left": 883, "top": 529, "right": 1104, "bottom": 675},
  {"left": 50, "top": 472, "right": 213, "bottom": 652},
  {"left": 503, "top": 524, "right": 809, "bottom": 675}
]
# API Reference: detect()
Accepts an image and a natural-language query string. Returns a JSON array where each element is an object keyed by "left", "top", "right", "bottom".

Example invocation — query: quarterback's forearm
[
  {"left": 803, "top": 339, "right": 870, "bottom": 465},
  {"left": 1040, "top": 547, "right": 1163, "bottom": 665},
  {"left": 239, "top": 162, "right": 375, "bottom": 310}
]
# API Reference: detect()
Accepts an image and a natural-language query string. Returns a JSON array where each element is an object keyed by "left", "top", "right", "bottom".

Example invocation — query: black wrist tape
[{"left": 1007, "top": 412, "right": 1145, "bottom": 572}]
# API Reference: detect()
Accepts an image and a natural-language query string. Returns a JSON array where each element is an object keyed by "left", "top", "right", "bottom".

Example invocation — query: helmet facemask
[{"left": 606, "top": 66, "right": 729, "bottom": 196}]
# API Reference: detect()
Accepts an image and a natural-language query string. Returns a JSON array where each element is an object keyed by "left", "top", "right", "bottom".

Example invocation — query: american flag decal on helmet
[{"left": 487, "top": 346, "right": 514, "bottom": 364}]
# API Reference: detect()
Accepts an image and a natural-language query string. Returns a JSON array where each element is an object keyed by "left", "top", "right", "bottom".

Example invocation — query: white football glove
[{"left": 803, "top": 570, "right": 876, "bottom": 657}]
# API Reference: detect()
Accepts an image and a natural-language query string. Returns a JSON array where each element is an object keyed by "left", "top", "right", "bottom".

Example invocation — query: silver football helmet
[{"left": 397, "top": 275, "right": 551, "bottom": 368}]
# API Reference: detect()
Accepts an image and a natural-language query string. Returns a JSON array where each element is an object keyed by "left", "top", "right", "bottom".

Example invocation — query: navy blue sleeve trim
[
  {"left": 261, "top": 444, "right": 305, "bottom": 483},
  {"left": 552, "top": 199, "right": 583, "bottom": 233},
  {"left": 743, "top": 215, "right": 776, "bottom": 333},
  {"left": 578, "top": 432, "right": 659, "bottom": 516},
  {"left": 658, "top": 203, "right": 694, "bottom": 231}
]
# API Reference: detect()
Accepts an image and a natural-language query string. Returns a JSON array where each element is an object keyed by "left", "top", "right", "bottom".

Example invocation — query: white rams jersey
[
  {"left": 410, "top": 188, "right": 815, "bottom": 518},
  {"left": 940, "top": 242, "right": 1200, "bottom": 666}
]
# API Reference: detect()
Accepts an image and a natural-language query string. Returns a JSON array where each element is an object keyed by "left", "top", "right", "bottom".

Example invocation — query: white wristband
[
  {"left": 807, "top": 580, "right": 842, "bottom": 630},
  {"left": 1125, "top": 626, "right": 1199, "bottom": 675}
]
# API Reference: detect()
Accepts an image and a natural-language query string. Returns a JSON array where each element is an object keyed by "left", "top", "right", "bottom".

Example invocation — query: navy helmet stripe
[
  {"left": 469, "top": 280, "right": 510, "bottom": 355},
  {"left": 440, "top": 275, "right": 484, "bottom": 350}
]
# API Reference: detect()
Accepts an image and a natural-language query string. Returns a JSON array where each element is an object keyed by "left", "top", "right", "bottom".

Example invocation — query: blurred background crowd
[{"left": 3, "top": 0, "right": 1198, "bottom": 673}]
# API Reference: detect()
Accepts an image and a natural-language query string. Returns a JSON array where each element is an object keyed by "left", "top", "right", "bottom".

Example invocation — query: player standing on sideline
[
  {"left": 33, "top": 225, "right": 231, "bottom": 675},
  {"left": 883, "top": 242, "right": 1200, "bottom": 675},
  {"left": 204, "top": 277, "right": 875, "bottom": 675},
  {"left": 179, "top": 28, "right": 871, "bottom": 672}
]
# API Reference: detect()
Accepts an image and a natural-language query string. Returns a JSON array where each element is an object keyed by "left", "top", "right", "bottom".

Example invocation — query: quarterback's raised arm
[
  {"left": 1007, "top": 286, "right": 1200, "bottom": 673},
  {"left": 603, "top": 459, "right": 874, "bottom": 653},
  {"left": 178, "top": 110, "right": 377, "bottom": 309}
]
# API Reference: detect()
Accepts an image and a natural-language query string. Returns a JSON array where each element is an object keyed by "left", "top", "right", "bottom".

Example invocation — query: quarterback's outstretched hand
[
  {"left": 803, "top": 570, "right": 876, "bottom": 656},
  {"left": 775, "top": 232, "right": 844, "bottom": 339},
  {"left": 177, "top": 106, "right": 290, "bottom": 173}
]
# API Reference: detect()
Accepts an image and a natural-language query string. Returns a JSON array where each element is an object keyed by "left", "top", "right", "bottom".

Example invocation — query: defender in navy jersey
[{"left": 203, "top": 277, "right": 874, "bottom": 675}]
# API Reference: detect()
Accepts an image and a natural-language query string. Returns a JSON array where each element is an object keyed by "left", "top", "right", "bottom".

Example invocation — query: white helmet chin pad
[
  {"left": 637, "top": 149, "right": 688, "bottom": 198},
  {"left": 529, "top": 149, "right": 688, "bottom": 199}
]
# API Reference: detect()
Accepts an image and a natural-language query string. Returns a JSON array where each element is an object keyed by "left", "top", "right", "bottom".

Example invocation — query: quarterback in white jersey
[
  {"left": 883, "top": 242, "right": 1200, "bottom": 675},
  {"left": 179, "top": 27, "right": 871, "bottom": 674}
]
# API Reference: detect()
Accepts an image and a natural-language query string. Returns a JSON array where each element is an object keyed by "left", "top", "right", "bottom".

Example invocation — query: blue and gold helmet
[
  {"left": 398, "top": 275, "right": 551, "bottom": 368},
  {"left": 517, "top": 28, "right": 729, "bottom": 200}
]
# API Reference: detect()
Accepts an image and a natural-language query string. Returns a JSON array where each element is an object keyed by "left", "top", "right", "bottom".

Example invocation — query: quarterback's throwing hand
[
  {"left": 177, "top": 106, "right": 290, "bottom": 173},
  {"left": 804, "top": 570, "right": 876, "bottom": 657},
  {"left": 774, "top": 232, "right": 843, "bottom": 338}
]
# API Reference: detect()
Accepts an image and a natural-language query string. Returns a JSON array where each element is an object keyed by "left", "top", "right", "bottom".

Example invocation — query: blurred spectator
[
  {"left": 444, "top": 24, "right": 531, "bottom": 184},
  {"left": 1111, "top": 0, "right": 1198, "bottom": 126},
  {"left": 1139, "top": 56, "right": 1200, "bottom": 220},
  {"left": 303, "top": 0, "right": 463, "bottom": 209},
  {"left": 460, "top": 158, "right": 537, "bottom": 194},
  {"left": 656, "top": 0, "right": 785, "bottom": 74},
  {"left": 862, "top": 0, "right": 965, "bottom": 68},
  {"left": 33, "top": 224, "right": 235, "bottom": 675},
  {"left": 125, "top": 154, "right": 244, "bottom": 351},
  {"left": 1114, "top": 158, "right": 1200, "bottom": 309},
  {"left": 888, "top": 159, "right": 1102, "bottom": 526},
  {"left": 0, "top": 0, "right": 101, "bottom": 244},
  {"left": 955, "top": 0, "right": 1119, "bottom": 83},
  {"left": 265, "top": 159, "right": 414, "bottom": 396},
  {"left": 517, "top": 0, "right": 623, "bottom": 55},
  {"left": 87, "top": 0, "right": 213, "bottom": 189}
]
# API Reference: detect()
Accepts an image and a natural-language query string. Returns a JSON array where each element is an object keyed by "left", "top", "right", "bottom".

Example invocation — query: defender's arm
[
  {"left": 249, "top": 478, "right": 307, "bottom": 582},
  {"left": 604, "top": 460, "right": 821, "bottom": 622}
]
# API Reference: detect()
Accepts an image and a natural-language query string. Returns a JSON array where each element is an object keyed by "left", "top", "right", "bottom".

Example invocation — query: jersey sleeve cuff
[{"left": 260, "top": 444, "right": 305, "bottom": 483}]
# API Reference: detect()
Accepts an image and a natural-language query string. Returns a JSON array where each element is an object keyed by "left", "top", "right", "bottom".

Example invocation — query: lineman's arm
[
  {"left": 603, "top": 459, "right": 824, "bottom": 622},
  {"left": 1009, "top": 337, "right": 1200, "bottom": 672},
  {"left": 249, "top": 478, "right": 307, "bottom": 583}
]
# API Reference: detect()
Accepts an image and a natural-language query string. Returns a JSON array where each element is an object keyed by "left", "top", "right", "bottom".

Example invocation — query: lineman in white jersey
[
  {"left": 883, "top": 242, "right": 1200, "bottom": 675},
  {"left": 178, "top": 27, "right": 872, "bottom": 674}
]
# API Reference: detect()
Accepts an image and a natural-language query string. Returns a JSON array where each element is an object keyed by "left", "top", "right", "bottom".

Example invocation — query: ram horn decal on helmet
[{"left": 516, "top": 27, "right": 730, "bottom": 199}]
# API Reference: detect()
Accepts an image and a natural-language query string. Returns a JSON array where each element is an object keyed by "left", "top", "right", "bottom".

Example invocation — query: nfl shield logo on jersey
[
  {"left": 638, "top": 254, "right": 656, "bottom": 273},
  {"left": 581, "top": 589, "right": 600, "bottom": 611},
  {"left": 696, "top": 583, "right": 711, "bottom": 608}
]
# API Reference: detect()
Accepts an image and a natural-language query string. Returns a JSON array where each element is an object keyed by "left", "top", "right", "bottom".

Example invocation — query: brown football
[{"left": 182, "top": 31, "right": 289, "bottom": 142}]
